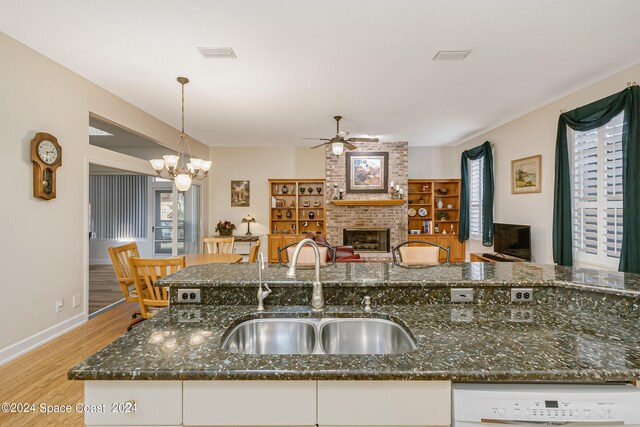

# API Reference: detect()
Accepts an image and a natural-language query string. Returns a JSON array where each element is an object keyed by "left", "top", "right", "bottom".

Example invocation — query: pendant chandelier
[{"left": 150, "top": 77, "right": 211, "bottom": 191}]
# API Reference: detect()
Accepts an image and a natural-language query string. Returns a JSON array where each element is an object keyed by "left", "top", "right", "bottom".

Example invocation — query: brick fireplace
[{"left": 325, "top": 142, "right": 408, "bottom": 256}]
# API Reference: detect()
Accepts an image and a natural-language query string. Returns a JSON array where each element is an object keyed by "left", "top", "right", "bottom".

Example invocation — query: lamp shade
[
  {"left": 163, "top": 155, "right": 179, "bottom": 169},
  {"left": 150, "top": 159, "right": 165, "bottom": 171},
  {"left": 201, "top": 160, "right": 213, "bottom": 172},
  {"left": 332, "top": 142, "right": 344, "bottom": 156},
  {"left": 190, "top": 158, "right": 204, "bottom": 170},
  {"left": 175, "top": 173, "right": 192, "bottom": 191}
]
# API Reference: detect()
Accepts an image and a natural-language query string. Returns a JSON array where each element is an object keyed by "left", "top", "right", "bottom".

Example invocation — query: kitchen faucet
[
  {"left": 256, "top": 252, "right": 271, "bottom": 311},
  {"left": 286, "top": 238, "right": 324, "bottom": 312}
]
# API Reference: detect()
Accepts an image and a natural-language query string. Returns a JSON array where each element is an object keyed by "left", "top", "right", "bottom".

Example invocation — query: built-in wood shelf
[{"left": 330, "top": 199, "right": 405, "bottom": 206}]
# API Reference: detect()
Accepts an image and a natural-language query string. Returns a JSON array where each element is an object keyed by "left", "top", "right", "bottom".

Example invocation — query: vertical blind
[
  {"left": 469, "top": 156, "right": 484, "bottom": 238},
  {"left": 90, "top": 175, "right": 148, "bottom": 240},
  {"left": 571, "top": 111, "right": 624, "bottom": 267}
]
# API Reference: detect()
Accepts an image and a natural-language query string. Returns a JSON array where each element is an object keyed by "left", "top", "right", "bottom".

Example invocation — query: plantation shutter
[
  {"left": 469, "top": 156, "right": 484, "bottom": 238},
  {"left": 570, "top": 111, "right": 624, "bottom": 267}
]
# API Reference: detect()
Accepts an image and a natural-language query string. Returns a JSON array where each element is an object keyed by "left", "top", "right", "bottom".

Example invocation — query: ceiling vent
[
  {"left": 197, "top": 47, "right": 237, "bottom": 58},
  {"left": 432, "top": 50, "right": 472, "bottom": 61}
]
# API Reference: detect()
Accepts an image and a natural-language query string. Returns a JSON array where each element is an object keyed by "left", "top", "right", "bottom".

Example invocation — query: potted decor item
[{"left": 215, "top": 220, "right": 236, "bottom": 236}]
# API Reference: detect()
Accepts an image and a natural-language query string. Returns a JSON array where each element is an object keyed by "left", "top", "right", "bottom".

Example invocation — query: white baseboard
[{"left": 0, "top": 312, "right": 86, "bottom": 366}]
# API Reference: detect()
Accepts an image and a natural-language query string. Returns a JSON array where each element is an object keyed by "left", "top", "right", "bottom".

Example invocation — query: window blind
[
  {"left": 571, "top": 111, "right": 624, "bottom": 268},
  {"left": 469, "top": 156, "right": 484, "bottom": 238},
  {"left": 90, "top": 174, "right": 148, "bottom": 240}
]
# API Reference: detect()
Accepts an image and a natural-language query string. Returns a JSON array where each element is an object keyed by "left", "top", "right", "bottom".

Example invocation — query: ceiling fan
[{"left": 306, "top": 116, "right": 379, "bottom": 156}]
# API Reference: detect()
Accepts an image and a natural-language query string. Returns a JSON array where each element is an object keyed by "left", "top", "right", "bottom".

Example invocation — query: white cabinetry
[
  {"left": 85, "top": 380, "right": 451, "bottom": 427},
  {"left": 318, "top": 381, "right": 451, "bottom": 426},
  {"left": 84, "top": 380, "right": 182, "bottom": 426},
  {"left": 183, "top": 381, "right": 316, "bottom": 426}
]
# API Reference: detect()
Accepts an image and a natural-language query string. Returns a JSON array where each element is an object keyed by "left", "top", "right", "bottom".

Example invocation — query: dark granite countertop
[
  {"left": 157, "top": 262, "right": 640, "bottom": 297},
  {"left": 69, "top": 301, "right": 640, "bottom": 382}
]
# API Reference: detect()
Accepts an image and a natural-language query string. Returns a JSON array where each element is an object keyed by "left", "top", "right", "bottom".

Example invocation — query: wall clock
[{"left": 30, "top": 132, "right": 62, "bottom": 200}]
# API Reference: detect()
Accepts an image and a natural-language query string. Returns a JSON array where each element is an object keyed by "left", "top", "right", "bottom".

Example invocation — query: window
[
  {"left": 469, "top": 156, "right": 484, "bottom": 239},
  {"left": 571, "top": 111, "right": 624, "bottom": 269}
]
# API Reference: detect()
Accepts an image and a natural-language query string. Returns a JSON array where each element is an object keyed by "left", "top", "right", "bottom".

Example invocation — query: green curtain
[
  {"left": 553, "top": 85, "right": 640, "bottom": 272},
  {"left": 459, "top": 141, "right": 494, "bottom": 245}
]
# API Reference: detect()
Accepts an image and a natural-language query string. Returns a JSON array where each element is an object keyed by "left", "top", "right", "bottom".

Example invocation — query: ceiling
[{"left": 1, "top": 0, "right": 639, "bottom": 147}]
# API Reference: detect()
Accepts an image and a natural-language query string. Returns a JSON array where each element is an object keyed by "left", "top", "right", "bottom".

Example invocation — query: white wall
[
  {"left": 454, "top": 62, "right": 640, "bottom": 263},
  {"left": 408, "top": 146, "right": 459, "bottom": 179},
  {"left": 0, "top": 32, "right": 209, "bottom": 360},
  {"left": 208, "top": 147, "right": 324, "bottom": 254}
]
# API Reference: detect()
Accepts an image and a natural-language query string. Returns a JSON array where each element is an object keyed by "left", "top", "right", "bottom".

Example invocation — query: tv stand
[{"left": 470, "top": 253, "right": 527, "bottom": 262}]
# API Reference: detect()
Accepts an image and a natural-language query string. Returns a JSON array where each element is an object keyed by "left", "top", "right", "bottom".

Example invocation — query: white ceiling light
[
  {"left": 331, "top": 142, "right": 344, "bottom": 156},
  {"left": 197, "top": 47, "right": 237, "bottom": 58},
  {"left": 432, "top": 50, "right": 472, "bottom": 61}
]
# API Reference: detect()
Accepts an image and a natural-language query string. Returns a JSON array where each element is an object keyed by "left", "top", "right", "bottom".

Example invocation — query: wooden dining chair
[
  {"left": 203, "top": 237, "right": 235, "bottom": 254},
  {"left": 392, "top": 241, "right": 450, "bottom": 264},
  {"left": 247, "top": 239, "right": 261, "bottom": 263},
  {"left": 129, "top": 256, "right": 185, "bottom": 326},
  {"left": 108, "top": 242, "right": 144, "bottom": 328}
]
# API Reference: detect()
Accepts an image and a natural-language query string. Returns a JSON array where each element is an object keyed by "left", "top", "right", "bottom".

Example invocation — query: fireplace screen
[{"left": 343, "top": 229, "right": 391, "bottom": 253}]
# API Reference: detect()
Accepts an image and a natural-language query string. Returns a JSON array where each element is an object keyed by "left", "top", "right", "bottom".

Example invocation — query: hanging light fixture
[{"left": 150, "top": 77, "right": 212, "bottom": 191}]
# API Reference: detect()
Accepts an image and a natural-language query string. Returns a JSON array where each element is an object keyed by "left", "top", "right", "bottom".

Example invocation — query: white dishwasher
[{"left": 453, "top": 383, "right": 640, "bottom": 427}]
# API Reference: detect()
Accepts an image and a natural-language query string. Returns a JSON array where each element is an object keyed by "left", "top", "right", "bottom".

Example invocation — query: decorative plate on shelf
[
  {"left": 418, "top": 208, "right": 427, "bottom": 217},
  {"left": 407, "top": 208, "right": 417, "bottom": 217}
]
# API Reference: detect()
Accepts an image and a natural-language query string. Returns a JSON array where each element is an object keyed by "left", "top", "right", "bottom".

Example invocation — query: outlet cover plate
[
  {"left": 511, "top": 288, "right": 533, "bottom": 303},
  {"left": 451, "top": 288, "right": 474, "bottom": 303},
  {"left": 177, "top": 288, "right": 201, "bottom": 304}
]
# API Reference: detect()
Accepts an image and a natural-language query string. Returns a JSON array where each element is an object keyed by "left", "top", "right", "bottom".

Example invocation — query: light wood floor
[
  {"left": 0, "top": 302, "right": 137, "bottom": 427},
  {"left": 88, "top": 264, "right": 123, "bottom": 314}
]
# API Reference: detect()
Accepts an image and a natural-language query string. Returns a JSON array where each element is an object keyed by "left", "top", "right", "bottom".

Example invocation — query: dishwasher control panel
[
  {"left": 484, "top": 398, "right": 617, "bottom": 422},
  {"left": 453, "top": 384, "right": 640, "bottom": 425}
]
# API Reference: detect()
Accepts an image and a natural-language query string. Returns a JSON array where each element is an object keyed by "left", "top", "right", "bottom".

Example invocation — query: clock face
[{"left": 38, "top": 140, "right": 59, "bottom": 165}]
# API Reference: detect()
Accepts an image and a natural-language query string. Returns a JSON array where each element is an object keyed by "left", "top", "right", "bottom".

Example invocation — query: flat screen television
[{"left": 493, "top": 223, "right": 531, "bottom": 261}]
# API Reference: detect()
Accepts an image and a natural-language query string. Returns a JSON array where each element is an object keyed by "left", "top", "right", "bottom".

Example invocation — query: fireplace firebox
[{"left": 343, "top": 228, "right": 391, "bottom": 253}]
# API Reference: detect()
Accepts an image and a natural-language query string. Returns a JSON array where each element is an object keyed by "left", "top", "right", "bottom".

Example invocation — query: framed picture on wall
[
  {"left": 511, "top": 155, "right": 541, "bottom": 194},
  {"left": 231, "top": 180, "right": 250, "bottom": 207},
  {"left": 346, "top": 151, "right": 389, "bottom": 193}
]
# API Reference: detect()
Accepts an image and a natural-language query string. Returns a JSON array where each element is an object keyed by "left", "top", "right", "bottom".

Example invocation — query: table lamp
[{"left": 242, "top": 215, "right": 256, "bottom": 235}]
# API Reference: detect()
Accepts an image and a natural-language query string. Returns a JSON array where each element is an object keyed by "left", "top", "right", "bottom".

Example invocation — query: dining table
[{"left": 184, "top": 253, "right": 243, "bottom": 266}]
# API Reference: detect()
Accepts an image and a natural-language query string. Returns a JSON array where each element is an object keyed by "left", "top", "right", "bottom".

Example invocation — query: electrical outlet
[
  {"left": 511, "top": 288, "right": 533, "bottom": 303},
  {"left": 176, "top": 288, "right": 201, "bottom": 304},
  {"left": 72, "top": 294, "right": 81, "bottom": 308},
  {"left": 178, "top": 309, "right": 202, "bottom": 323},
  {"left": 55, "top": 299, "right": 64, "bottom": 313},
  {"left": 451, "top": 288, "right": 474, "bottom": 303},
  {"left": 510, "top": 308, "right": 534, "bottom": 323}
]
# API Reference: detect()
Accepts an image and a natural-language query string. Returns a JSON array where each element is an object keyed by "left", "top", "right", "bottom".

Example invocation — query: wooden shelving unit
[
  {"left": 406, "top": 179, "right": 465, "bottom": 262},
  {"left": 330, "top": 200, "right": 405, "bottom": 206},
  {"left": 267, "top": 179, "right": 326, "bottom": 262}
]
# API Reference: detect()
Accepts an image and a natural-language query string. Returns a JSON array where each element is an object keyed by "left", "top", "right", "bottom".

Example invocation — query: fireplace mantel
[{"left": 330, "top": 200, "right": 405, "bottom": 206}]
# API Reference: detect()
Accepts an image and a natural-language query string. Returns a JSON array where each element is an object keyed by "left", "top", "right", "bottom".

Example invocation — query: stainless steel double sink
[{"left": 220, "top": 317, "right": 416, "bottom": 355}]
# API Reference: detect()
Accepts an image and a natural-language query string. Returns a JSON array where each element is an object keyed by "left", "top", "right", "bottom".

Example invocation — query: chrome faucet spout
[{"left": 286, "top": 238, "right": 324, "bottom": 311}]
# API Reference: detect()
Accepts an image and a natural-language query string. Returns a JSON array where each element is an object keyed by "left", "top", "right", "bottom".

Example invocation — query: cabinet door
[
  {"left": 449, "top": 237, "right": 465, "bottom": 261},
  {"left": 183, "top": 381, "right": 316, "bottom": 426},
  {"left": 267, "top": 235, "right": 282, "bottom": 262},
  {"left": 84, "top": 380, "right": 182, "bottom": 426},
  {"left": 318, "top": 380, "right": 451, "bottom": 426},
  {"left": 436, "top": 236, "right": 451, "bottom": 262}
]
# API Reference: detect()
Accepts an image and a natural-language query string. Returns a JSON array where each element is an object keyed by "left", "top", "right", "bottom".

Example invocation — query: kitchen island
[{"left": 69, "top": 262, "right": 640, "bottom": 426}]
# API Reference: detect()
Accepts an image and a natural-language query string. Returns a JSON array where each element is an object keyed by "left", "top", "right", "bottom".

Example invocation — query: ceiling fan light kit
[
  {"left": 307, "top": 115, "right": 379, "bottom": 156},
  {"left": 150, "top": 77, "right": 212, "bottom": 191}
]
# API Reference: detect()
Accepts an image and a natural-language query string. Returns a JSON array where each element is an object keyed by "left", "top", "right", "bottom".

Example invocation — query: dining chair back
[
  {"left": 203, "top": 237, "right": 235, "bottom": 254},
  {"left": 392, "top": 241, "right": 450, "bottom": 264},
  {"left": 107, "top": 242, "right": 140, "bottom": 303},
  {"left": 129, "top": 256, "right": 185, "bottom": 320},
  {"left": 247, "top": 239, "right": 261, "bottom": 263}
]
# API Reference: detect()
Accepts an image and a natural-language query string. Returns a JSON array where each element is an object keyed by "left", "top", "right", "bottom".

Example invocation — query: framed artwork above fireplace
[{"left": 346, "top": 151, "right": 389, "bottom": 193}]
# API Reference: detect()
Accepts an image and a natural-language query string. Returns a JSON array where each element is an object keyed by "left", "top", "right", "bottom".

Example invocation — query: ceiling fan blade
[
  {"left": 344, "top": 142, "right": 358, "bottom": 151},
  {"left": 310, "top": 142, "right": 331, "bottom": 149},
  {"left": 348, "top": 137, "right": 379, "bottom": 143},
  {"left": 302, "top": 138, "right": 331, "bottom": 140}
]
